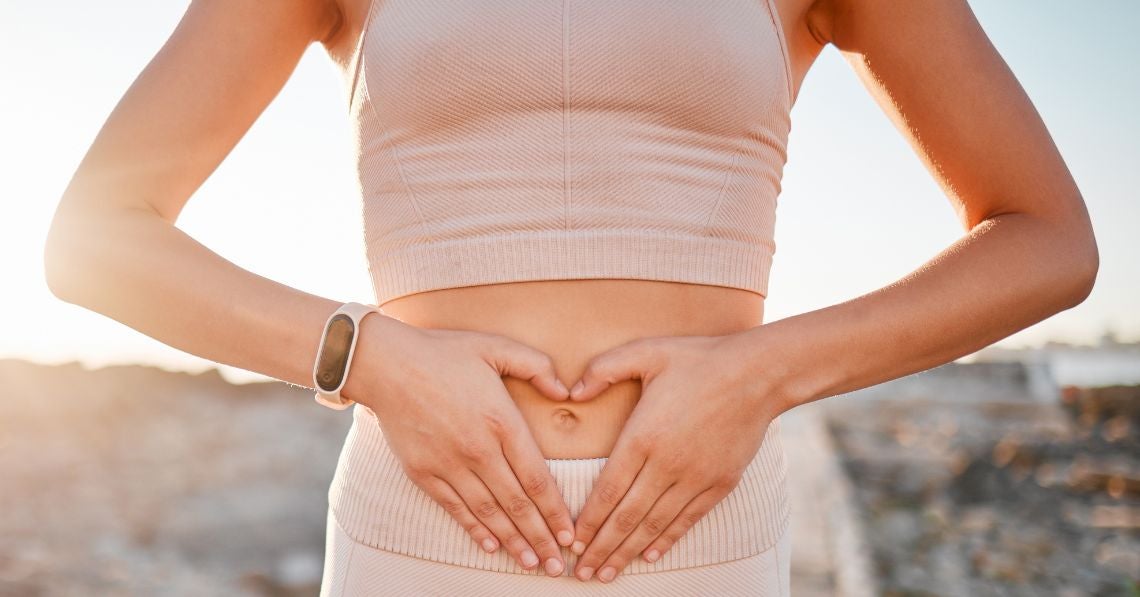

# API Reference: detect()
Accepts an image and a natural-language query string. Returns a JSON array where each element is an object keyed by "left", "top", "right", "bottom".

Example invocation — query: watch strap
[{"left": 312, "top": 301, "right": 382, "bottom": 410}]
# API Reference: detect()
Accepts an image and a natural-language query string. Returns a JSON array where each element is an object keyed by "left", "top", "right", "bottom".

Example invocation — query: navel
[{"left": 551, "top": 407, "right": 579, "bottom": 429}]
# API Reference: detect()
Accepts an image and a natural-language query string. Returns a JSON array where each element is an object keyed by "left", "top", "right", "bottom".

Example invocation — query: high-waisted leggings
[{"left": 320, "top": 403, "right": 792, "bottom": 596}]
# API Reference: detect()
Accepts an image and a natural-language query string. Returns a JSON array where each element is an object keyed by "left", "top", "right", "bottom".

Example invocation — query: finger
[
  {"left": 447, "top": 469, "right": 542, "bottom": 571},
  {"left": 640, "top": 485, "right": 729, "bottom": 567},
  {"left": 570, "top": 440, "right": 647, "bottom": 559},
  {"left": 568, "top": 338, "right": 658, "bottom": 402},
  {"left": 475, "top": 455, "right": 567, "bottom": 577},
  {"left": 418, "top": 475, "right": 501, "bottom": 554},
  {"left": 478, "top": 456, "right": 567, "bottom": 576},
  {"left": 573, "top": 468, "right": 673, "bottom": 582},
  {"left": 596, "top": 482, "right": 692, "bottom": 579},
  {"left": 481, "top": 335, "right": 570, "bottom": 401},
  {"left": 500, "top": 420, "right": 577, "bottom": 549}
]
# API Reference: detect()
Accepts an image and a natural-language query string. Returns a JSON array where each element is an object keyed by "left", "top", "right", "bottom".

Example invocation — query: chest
[{"left": 358, "top": 0, "right": 789, "bottom": 136}]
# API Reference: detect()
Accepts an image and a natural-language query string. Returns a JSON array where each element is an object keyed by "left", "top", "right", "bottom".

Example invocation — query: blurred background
[{"left": 1, "top": 1, "right": 1137, "bottom": 595}]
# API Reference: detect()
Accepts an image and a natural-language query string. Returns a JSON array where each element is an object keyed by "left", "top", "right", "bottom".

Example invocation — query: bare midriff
[{"left": 378, "top": 279, "right": 765, "bottom": 459}]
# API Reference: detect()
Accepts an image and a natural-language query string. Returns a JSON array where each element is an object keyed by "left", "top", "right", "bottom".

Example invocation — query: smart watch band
[{"left": 312, "top": 301, "right": 382, "bottom": 410}]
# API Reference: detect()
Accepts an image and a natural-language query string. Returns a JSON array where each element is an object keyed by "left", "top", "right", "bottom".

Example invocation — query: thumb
[
  {"left": 480, "top": 336, "right": 570, "bottom": 401},
  {"left": 569, "top": 338, "right": 658, "bottom": 402}
]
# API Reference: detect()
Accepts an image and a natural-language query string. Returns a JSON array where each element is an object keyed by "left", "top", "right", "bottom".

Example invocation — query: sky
[{"left": 1, "top": 1, "right": 1137, "bottom": 384}]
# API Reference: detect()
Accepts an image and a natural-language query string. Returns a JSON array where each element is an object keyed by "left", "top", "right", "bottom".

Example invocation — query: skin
[
  {"left": 43, "top": 0, "right": 1097, "bottom": 586},
  {"left": 563, "top": 0, "right": 1099, "bottom": 582}
]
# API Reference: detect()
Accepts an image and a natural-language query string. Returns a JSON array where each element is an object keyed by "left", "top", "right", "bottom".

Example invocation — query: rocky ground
[
  {"left": 824, "top": 385, "right": 1139, "bottom": 597},
  {"left": 1, "top": 358, "right": 1136, "bottom": 596},
  {"left": 0, "top": 359, "right": 349, "bottom": 596}
]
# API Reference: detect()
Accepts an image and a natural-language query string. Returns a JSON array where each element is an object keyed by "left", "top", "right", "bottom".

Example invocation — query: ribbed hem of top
[
  {"left": 327, "top": 404, "right": 790, "bottom": 577},
  {"left": 367, "top": 229, "right": 774, "bottom": 306}
]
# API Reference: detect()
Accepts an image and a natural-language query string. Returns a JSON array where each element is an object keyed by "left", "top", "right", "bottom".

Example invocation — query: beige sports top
[{"left": 341, "top": 0, "right": 795, "bottom": 305}]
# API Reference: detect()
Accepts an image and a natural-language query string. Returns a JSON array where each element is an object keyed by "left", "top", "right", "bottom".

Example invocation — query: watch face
[{"left": 315, "top": 314, "right": 356, "bottom": 392}]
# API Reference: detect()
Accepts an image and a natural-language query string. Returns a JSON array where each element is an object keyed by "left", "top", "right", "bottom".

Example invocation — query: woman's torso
[
  {"left": 380, "top": 280, "right": 764, "bottom": 458},
  {"left": 326, "top": 0, "right": 819, "bottom": 459}
]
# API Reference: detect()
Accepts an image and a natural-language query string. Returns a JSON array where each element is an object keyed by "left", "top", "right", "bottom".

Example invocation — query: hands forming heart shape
[
  {"left": 550, "top": 332, "right": 784, "bottom": 583},
  {"left": 361, "top": 320, "right": 788, "bottom": 582}
]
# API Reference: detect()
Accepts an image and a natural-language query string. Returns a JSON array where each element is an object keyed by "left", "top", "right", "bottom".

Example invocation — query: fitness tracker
[{"left": 312, "top": 301, "right": 382, "bottom": 410}]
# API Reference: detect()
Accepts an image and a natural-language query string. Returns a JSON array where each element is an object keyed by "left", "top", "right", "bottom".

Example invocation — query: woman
[{"left": 44, "top": 0, "right": 1098, "bottom": 594}]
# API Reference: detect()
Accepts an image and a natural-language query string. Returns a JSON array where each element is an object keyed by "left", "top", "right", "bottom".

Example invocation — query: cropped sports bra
[{"left": 340, "top": 0, "right": 795, "bottom": 305}]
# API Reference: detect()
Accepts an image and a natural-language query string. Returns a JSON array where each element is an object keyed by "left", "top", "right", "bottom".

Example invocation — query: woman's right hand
[{"left": 344, "top": 313, "right": 575, "bottom": 577}]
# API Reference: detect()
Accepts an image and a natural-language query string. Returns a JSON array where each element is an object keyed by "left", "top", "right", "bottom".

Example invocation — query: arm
[
  {"left": 745, "top": 0, "right": 1099, "bottom": 414},
  {"left": 562, "top": 0, "right": 1098, "bottom": 582},
  {"left": 44, "top": 0, "right": 347, "bottom": 389},
  {"left": 43, "top": 0, "right": 577, "bottom": 575}
]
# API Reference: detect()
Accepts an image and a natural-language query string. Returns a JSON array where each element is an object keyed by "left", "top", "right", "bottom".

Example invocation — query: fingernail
[
  {"left": 569, "top": 380, "right": 584, "bottom": 399},
  {"left": 598, "top": 566, "right": 616, "bottom": 582},
  {"left": 545, "top": 558, "right": 564, "bottom": 576},
  {"left": 555, "top": 379, "right": 570, "bottom": 396},
  {"left": 571, "top": 540, "right": 586, "bottom": 555},
  {"left": 576, "top": 566, "right": 594, "bottom": 581},
  {"left": 521, "top": 550, "right": 539, "bottom": 568},
  {"left": 644, "top": 549, "right": 660, "bottom": 563},
  {"left": 557, "top": 530, "right": 574, "bottom": 546},
  {"left": 482, "top": 538, "right": 497, "bottom": 553}
]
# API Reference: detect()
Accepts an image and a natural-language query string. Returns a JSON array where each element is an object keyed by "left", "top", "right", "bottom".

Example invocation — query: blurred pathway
[{"left": 780, "top": 403, "right": 878, "bottom": 597}]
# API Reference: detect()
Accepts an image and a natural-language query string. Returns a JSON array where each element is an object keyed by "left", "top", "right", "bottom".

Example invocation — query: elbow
[
  {"left": 43, "top": 202, "right": 100, "bottom": 305},
  {"left": 43, "top": 207, "right": 80, "bottom": 304},
  {"left": 1072, "top": 246, "right": 1099, "bottom": 307},
  {"left": 1059, "top": 229, "right": 1099, "bottom": 310},
  {"left": 44, "top": 199, "right": 164, "bottom": 308}
]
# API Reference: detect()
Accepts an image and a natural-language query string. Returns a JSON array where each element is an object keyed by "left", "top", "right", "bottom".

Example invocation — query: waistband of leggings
[{"left": 328, "top": 403, "right": 790, "bottom": 576}]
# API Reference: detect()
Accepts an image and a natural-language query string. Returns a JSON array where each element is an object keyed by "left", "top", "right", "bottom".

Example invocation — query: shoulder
[
  {"left": 318, "top": 0, "right": 373, "bottom": 69},
  {"left": 770, "top": 0, "right": 832, "bottom": 101},
  {"left": 804, "top": 0, "right": 979, "bottom": 50}
]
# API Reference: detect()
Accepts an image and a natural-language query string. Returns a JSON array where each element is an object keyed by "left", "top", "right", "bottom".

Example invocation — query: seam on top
[
  {"left": 561, "top": 0, "right": 572, "bottom": 232},
  {"left": 366, "top": 101, "right": 430, "bottom": 238},
  {"left": 763, "top": 0, "right": 796, "bottom": 107},
  {"left": 703, "top": 143, "right": 743, "bottom": 234},
  {"left": 346, "top": 0, "right": 379, "bottom": 110}
]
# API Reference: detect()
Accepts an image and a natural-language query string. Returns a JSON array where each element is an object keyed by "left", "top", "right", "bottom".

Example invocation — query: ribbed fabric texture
[
  {"left": 327, "top": 404, "right": 791, "bottom": 577},
  {"left": 320, "top": 509, "right": 792, "bottom": 596},
  {"left": 342, "top": 0, "right": 795, "bottom": 305}
]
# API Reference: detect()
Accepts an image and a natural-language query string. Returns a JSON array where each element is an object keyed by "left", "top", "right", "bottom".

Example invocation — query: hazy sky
[{"left": 2, "top": 1, "right": 1137, "bottom": 383}]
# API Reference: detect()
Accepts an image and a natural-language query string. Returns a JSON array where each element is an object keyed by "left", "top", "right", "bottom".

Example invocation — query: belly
[{"left": 378, "top": 279, "right": 765, "bottom": 459}]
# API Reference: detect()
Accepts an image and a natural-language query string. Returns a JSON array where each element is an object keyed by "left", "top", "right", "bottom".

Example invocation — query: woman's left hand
[{"left": 564, "top": 331, "right": 788, "bottom": 583}]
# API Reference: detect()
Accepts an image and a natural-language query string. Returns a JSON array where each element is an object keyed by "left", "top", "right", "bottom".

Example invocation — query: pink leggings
[{"left": 320, "top": 404, "right": 792, "bottom": 596}]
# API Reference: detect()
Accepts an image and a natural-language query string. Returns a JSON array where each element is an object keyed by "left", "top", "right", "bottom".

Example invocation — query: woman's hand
[
  {"left": 348, "top": 315, "right": 577, "bottom": 577},
  {"left": 563, "top": 332, "right": 785, "bottom": 583}
]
